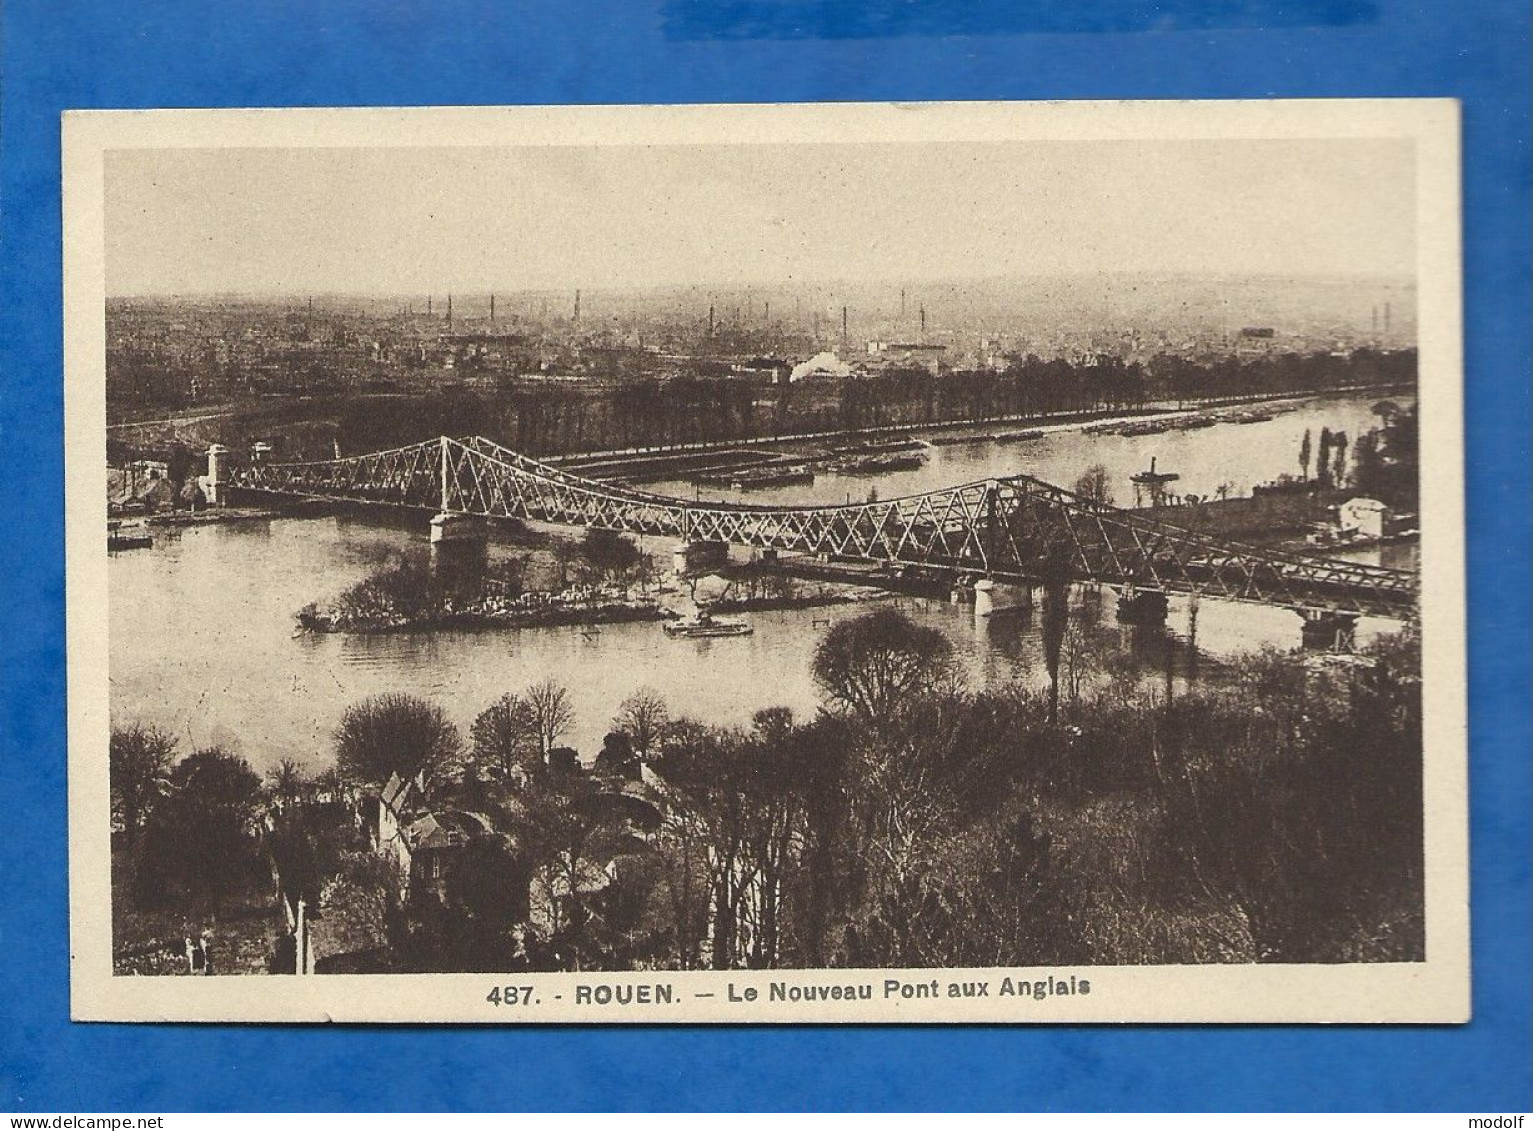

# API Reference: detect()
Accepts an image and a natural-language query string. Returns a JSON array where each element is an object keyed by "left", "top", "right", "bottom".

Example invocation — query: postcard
[{"left": 65, "top": 99, "right": 1466, "bottom": 1022}]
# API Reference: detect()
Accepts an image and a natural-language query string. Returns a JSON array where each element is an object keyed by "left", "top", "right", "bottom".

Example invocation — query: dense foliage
[{"left": 113, "top": 605, "right": 1425, "bottom": 974}]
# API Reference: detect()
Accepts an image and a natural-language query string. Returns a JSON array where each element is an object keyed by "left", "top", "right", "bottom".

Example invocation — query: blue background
[{"left": 1, "top": 0, "right": 1528, "bottom": 1112}]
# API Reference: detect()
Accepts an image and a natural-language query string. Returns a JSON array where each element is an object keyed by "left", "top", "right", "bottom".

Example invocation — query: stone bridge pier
[
  {"left": 429, "top": 511, "right": 488, "bottom": 588},
  {"left": 429, "top": 511, "right": 486, "bottom": 545},
  {"left": 972, "top": 577, "right": 996, "bottom": 617},
  {"left": 953, "top": 577, "right": 1036, "bottom": 620}
]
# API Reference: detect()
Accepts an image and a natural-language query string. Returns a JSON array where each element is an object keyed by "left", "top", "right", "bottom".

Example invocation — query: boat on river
[
  {"left": 107, "top": 519, "right": 153, "bottom": 551},
  {"left": 928, "top": 433, "right": 993, "bottom": 446},
  {"left": 730, "top": 464, "right": 815, "bottom": 490},
  {"left": 1118, "top": 419, "right": 1175, "bottom": 437},
  {"left": 663, "top": 609, "right": 754, "bottom": 639},
  {"left": 833, "top": 452, "right": 928, "bottom": 475}
]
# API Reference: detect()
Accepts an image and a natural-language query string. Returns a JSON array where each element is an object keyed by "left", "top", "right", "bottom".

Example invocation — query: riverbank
[
  {"left": 137, "top": 498, "right": 337, "bottom": 527},
  {"left": 566, "top": 381, "right": 1415, "bottom": 485}
]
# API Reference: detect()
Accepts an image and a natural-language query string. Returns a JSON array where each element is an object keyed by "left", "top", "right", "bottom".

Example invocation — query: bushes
[
  {"left": 113, "top": 611, "right": 1426, "bottom": 973},
  {"left": 581, "top": 613, "right": 1428, "bottom": 970},
  {"left": 329, "top": 551, "right": 437, "bottom": 629}
]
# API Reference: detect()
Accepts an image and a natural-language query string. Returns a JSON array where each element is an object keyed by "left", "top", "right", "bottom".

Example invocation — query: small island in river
[{"left": 296, "top": 526, "right": 876, "bottom": 636}]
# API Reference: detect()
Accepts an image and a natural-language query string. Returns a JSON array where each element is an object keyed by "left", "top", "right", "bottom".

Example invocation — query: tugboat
[
  {"left": 1130, "top": 456, "right": 1181, "bottom": 508},
  {"left": 663, "top": 606, "right": 754, "bottom": 639}
]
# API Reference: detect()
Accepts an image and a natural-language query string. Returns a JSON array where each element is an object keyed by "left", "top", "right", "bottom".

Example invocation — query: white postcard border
[{"left": 64, "top": 99, "right": 1468, "bottom": 1023}]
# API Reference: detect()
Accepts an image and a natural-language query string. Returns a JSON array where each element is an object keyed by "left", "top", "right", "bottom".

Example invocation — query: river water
[
  {"left": 109, "top": 391, "right": 1416, "bottom": 773},
  {"left": 648, "top": 391, "right": 1402, "bottom": 507}
]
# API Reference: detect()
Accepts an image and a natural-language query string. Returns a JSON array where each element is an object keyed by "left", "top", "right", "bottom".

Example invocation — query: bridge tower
[
  {"left": 972, "top": 480, "right": 1004, "bottom": 617},
  {"left": 203, "top": 444, "right": 228, "bottom": 506},
  {"left": 429, "top": 436, "right": 487, "bottom": 591},
  {"left": 668, "top": 499, "right": 731, "bottom": 577}
]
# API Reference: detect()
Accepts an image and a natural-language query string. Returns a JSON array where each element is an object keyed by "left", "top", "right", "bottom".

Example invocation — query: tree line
[
  {"left": 264, "top": 347, "right": 1416, "bottom": 461},
  {"left": 1286, "top": 401, "right": 1420, "bottom": 509},
  {"left": 109, "top": 598, "right": 1427, "bottom": 975}
]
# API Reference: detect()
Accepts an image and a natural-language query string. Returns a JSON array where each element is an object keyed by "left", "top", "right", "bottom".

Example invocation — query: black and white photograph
[{"left": 64, "top": 101, "right": 1468, "bottom": 1022}]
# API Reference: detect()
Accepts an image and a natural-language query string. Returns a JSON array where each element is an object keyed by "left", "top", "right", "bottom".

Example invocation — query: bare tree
[
  {"left": 470, "top": 693, "right": 539, "bottom": 782},
  {"left": 811, "top": 608, "right": 956, "bottom": 728},
  {"left": 1072, "top": 463, "right": 1114, "bottom": 507},
  {"left": 525, "top": 678, "right": 576, "bottom": 757},
  {"left": 319, "top": 850, "right": 405, "bottom": 959},
  {"left": 333, "top": 692, "right": 464, "bottom": 795},
  {"left": 614, "top": 688, "right": 670, "bottom": 759}
]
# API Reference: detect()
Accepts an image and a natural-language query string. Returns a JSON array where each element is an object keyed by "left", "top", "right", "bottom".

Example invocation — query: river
[
  {"left": 108, "top": 391, "right": 1416, "bottom": 773},
  {"left": 646, "top": 390, "right": 1405, "bottom": 507}
]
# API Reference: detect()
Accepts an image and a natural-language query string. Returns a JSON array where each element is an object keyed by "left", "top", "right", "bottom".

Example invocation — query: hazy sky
[{"left": 104, "top": 139, "right": 1415, "bottom": 296}]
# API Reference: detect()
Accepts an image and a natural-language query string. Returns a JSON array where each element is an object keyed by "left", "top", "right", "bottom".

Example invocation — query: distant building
[
  {"left": 1236, "top": 326, "right": 1279, "bottom": 358},
  {"left": 375, "top": 772, "right": 416, "bottom": 874},
  {"left": 731, "top": 357, "right": 792, "bottom": 383},
  {"left": 1337, "top": 497, "right": 1390, "bottom": 540},
  {"left": 789, "top": 351, "right": 854, "bottom": 382},
  {"left": 402, "top": 810, "right": 496, "bottom": 901},
  {"left": 866, "top": 341, "right": 947, "bottom": 373}
]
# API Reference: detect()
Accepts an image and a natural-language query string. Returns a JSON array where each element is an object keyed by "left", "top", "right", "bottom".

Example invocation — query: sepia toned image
[{"left": 64, "top": 101, "right": 1467, "bottom": 1022}]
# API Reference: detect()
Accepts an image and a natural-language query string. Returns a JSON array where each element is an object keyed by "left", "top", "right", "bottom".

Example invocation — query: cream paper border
[{"left": 65, "top": 99, "right": 1468, "bottom": 1024}]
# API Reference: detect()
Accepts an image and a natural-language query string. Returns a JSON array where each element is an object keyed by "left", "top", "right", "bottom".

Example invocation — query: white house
[{"left": 1337, "top": 497, "right": 1390, "bottom": 540}]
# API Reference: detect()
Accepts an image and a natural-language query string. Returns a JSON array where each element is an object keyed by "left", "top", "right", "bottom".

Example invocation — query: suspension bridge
[{"left": 231, "top": 435, "right": 1417, "bottom": 633}]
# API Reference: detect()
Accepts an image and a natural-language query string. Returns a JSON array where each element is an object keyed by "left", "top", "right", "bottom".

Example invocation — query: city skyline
[{"left": 104, "top": 138, "right": 1416, "bottom": 297}]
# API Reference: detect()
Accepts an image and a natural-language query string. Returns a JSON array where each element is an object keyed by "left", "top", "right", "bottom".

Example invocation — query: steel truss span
[{"left": 235, "top": 435, "right": 1418, "bottom": 619}]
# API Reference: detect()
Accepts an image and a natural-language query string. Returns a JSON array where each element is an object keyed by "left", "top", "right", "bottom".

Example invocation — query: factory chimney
[
  {"left": 573, "top": 289, "right": 581, "bottom": 325},
  {"left": 841, "top": 305, "right": 848, "bottom": 348},
  {"left": 708, "top": 303, "right": 716, "bottom": 338},
  {"left": 920, "top": 305, "right": 926, "bottom": 338},
  {"left": 446, "top": 293, "right": 453, "bottom": 327},
  {"left": 490, "top": 293, "right": 496, "bottom": 326}
]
